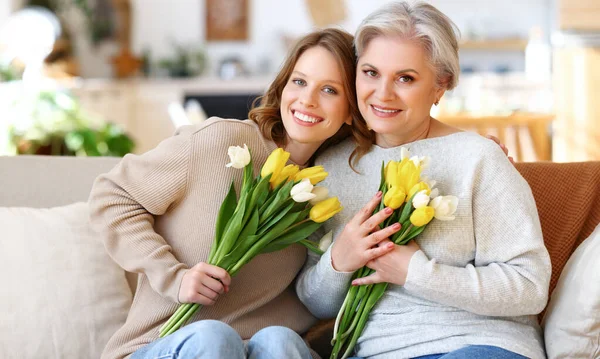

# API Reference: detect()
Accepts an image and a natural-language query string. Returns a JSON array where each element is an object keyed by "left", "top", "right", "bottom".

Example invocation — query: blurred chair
[{"left": 439, "top": 112, "right": 554, "bottom": 162}]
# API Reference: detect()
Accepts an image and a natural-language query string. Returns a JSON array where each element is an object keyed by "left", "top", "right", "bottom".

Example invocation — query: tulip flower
[
  {"left": 225, "top": 144, "right": 251, "bottom": 169},
  {"left": 310, "top": 197, "right": 342, "bottom": 223},
  {"left": 408, "top": 181, "right": 431, "bottom": 200},
  {"left": 290, "top": 178, "right": 316, "bottom": 203},
  {"left": 383, "top": 186, "right": 406, "bottom": 210},
  {"left": 295, "top": 166, "right": 328, "bottom": 185},
  {"left": 412, "top": 190, "right": 430, "bottom": 209},
  {"left": 261, "top": 148, "right": 290, "bottom": 184},
  {"left": 384, "top": 160, "right": 400, "bottom": 189},
  {"left": 430, "top": 195, "right": 459, "bottom": 221},
  {"left": 309, "top": 186, "right": 329, "bottom": 205},
  {"left": 318, "top": 230, "right": 333, "bottom": 253},
  {"left": 410, "top": 206, "right": 435, "bottom": 227},
  {"left": 272, "top": 164, "right": 299, "bottom": 187}
]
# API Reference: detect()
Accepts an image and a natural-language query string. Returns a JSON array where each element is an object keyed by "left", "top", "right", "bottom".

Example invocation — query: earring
[{"left": 434, "top": 100, "right": 440, "bottom": 106}]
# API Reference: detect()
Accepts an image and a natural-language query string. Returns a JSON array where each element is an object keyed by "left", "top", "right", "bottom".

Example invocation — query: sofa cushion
[
  {"left": 542, "top": 223, "right": 600, "bottom": 359},
  {"left": 0, "top": 202, "right": 132, "bottom": 359}
]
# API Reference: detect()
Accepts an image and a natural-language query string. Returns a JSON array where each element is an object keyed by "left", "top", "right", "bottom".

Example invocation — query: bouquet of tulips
[
  {"left": 330, "top": 148, "right": 458, "bottom": 359},
  {"left": 159, "top": 145, "right": 343, "bottom": 337}
]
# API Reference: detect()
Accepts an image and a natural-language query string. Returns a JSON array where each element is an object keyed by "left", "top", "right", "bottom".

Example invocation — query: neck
[
  {"left": 375, "top": 117, "right": 432, "bottom": 148},
  {"left": 283, "top": 140, "right": 321, "bottom": 167}
]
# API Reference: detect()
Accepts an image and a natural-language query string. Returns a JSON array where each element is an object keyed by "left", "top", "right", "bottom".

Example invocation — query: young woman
[
  {"left": 88, "top": 28, "right": 376, "bottom": 359},
  {"left": 296, "top": 2, "right": 551, "bottom": 359}
]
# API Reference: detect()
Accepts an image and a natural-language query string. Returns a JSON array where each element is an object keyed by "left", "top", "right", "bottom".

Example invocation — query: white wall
[{"left": 2, "top": 0, "right": 553, "bottom": 77}]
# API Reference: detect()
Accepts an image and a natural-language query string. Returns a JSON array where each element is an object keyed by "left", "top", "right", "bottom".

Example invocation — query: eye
[
  {"left": 363, "top": 69, "right": 378, "bottom": 78},
  {"left": 398, "top": 75, "right": 414, "bottom": 83},
  {"left": 292, "top": 78, "right": 306, "bottom": 86},
  {"left": 322, "top": 86, "right": 338, "bottom": 95}
]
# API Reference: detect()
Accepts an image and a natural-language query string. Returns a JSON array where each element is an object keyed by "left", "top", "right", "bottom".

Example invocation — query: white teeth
[
  {"left": 294, "top": 111, "right": 322, "bottom": 123},
  {"left": 373, "top": 106, "right": 400, "bottom": 113}
]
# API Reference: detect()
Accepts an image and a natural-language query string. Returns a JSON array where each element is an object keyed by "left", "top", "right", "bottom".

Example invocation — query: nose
[
  {"left": 375, "top": 79, "right": 394, "bottom": 102},
  {"left": 299, "top": 87, "right": 318, "bottom": 108}
]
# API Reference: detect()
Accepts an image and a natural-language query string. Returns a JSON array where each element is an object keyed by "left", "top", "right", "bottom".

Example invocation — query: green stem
[
  {"left": 162, "top": 303, "right": 200, "bottom": 337},
  {"left": 159, "top": 303, "right": 191, "bottom": 335}
]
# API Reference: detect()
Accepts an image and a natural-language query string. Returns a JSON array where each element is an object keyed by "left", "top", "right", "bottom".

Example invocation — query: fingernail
[
  {"left": 392, "top": 223, "right": 401, "bottom": 229},
  {"left": 351, "top": 281, "right": 358, "bottom": 286},
  {"left": 385, "top": 207, "right": 393, "bottom": 214},
  {"left": 376, "top": 191, "right": 382, "bottom": 198},
  {"left": 387, "top": 242, "right": 394, "bottom": 248}
]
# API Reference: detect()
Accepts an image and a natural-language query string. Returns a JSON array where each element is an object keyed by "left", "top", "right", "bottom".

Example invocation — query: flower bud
[
  {"left": 310, "top": 197, "right": 342, "bottom": 223},
  {"left": 295, "top": 166, "right": 328, "bottom": 185},
  {"left": 225, "top": 144, "right": 251, "bottom": 169},
  {"left": 430, "top": 195, "right": 459, "bottom": 221},
  {"left": 261, "top": 148, "right": 290, "bottom": 184},
  {"left": 290, "top": 178, "right": 316, "bottom": 203},
  {"left": 309, "top": 186, "right": 329, "bottom": 205},
  {"left": 383, "top": 186, "right": 406, "bottom": 210},
  {"left": 410, "top": 206, "right": 435, "bottom": 227}
]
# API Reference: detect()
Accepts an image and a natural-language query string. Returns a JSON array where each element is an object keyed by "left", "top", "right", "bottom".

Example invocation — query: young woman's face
[
  {"left": 280, "top": 46, "right": 352, "bottom": 148},
  {"left": 356, "top": 36, "right": 445, "bottom": 143}
]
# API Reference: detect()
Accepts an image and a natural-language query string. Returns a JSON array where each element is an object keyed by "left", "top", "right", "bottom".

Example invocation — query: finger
[
  {"left": 361, "top": 207, "right": 393, "bottom": 233},
  {"left": 366, "top": 241, "right": 394, "bottom": 261},
  {"left": 377, "top": 238, "right": 393, "bottom": 247},
  {"left": 508, "top": 156, "right": 515, "bottom": 164},
  {"left": 368, "top": 222, "right": 401, "bottom": 246},
  {"left": 200, "top": 275, "right": 226, "bottom": 294},
  {"left": 200, "top": 264, "right": 232, "bottom": 286},
  {"left": 353, "top": 191, "right": 383, "bottom": 224},
  {"left": 188, "top": 292, "right": 216, "bottom": 306},
  {"left": 352, "top": 272, "right": 383, "bottom": 286},
  {"left": 197, "top": 283, "right": 221, "bottom": 301}
]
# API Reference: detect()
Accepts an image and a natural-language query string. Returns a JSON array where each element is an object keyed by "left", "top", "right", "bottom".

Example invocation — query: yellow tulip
[
  {"left": 410, "top": 206, "right": 435, "bottom": 227},
  {"left": 408, "top": 181, "right": 431, "bottom": 200},
  {"left": 271, "top": 164, "right": 300, "bottom": 187},
  {"left": 261, "top": 148, "right": 290, "bottom": 184},
  {"left": 385, "top": 161, "right": 400, "bottom": 188},
  {"left": 310, "top": 197, "right": 343, "bottom": 223},
  {"left": 295, "top": 166, "right": 328, "bottom": 185},
  {"left": 398, "top": 159, "right": 420, "bottom": 195},
  {"left": 383, "top": 186, "right": 406, "bottom": 209}
]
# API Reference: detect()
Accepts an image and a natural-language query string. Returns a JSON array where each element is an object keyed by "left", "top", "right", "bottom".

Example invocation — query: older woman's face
[{"left": 356, "top": 36, "right": 445, "bottom": 144}]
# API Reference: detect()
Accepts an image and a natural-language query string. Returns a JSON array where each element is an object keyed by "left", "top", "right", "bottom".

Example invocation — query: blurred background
[{"left": 0, "top": 0, "right": 597, "bottom": 162}]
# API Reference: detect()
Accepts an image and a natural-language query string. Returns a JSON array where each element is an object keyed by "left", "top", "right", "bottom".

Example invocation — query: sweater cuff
[
  {"left": 168, "top": 267, "right": 189, "bottom": 304},
  {"left": 316, "top": 245, "right": 354, "bottom": 288},
  {"left": 404, "top": 250, "right": 433, "bottom": 293}
]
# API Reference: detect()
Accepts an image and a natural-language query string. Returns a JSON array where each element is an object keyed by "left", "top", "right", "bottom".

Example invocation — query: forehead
[
  {"left": 360, "top": 36, "right": 430, "bottom": 70},
  {"left": 293, "top": 46, "right": 344, "bottom": 81}
]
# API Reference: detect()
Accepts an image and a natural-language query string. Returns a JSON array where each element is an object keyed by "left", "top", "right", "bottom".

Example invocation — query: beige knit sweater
[{"left": 89, "top": 118, "right": 317, "bottom": 359}]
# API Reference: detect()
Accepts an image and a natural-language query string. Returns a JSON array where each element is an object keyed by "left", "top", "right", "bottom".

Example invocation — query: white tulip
[
  {"left": 430, "top": 188, "right": 440, "bottom": 199},
  {"left": 309, "top": 186, "right": 329, "bottom": 205},
  {"left": 318, "top": 230, "right": 333, "bottom": 253},
  {"left": 225, "top": 144, "right": 251, "bottom": 169},
  {"left": 412, "top": 190, "right": 430, "bottom": 208},
  {"left": 291, "top": 178, "right": 316, "bottom": 202},
  {"left": 401, "top": 147, "right": 411, "bottom": 160},
  {"left": 430, "top": 195, "right": 459, "bottom": 221},
  {"left": 421, "top": 176, "right": 437, "bottom": 190},
  {"left": 410, "top": 155, "right": 431, "bottom": 169}
]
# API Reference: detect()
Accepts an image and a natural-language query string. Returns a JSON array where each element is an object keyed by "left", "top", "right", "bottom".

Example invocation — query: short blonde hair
[{"left": 355, "top": 1, "right": 460, "bottom": 90}]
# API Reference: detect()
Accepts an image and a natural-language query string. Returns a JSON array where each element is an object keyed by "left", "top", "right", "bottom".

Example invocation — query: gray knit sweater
[{"left": 296, "top": 132, "right": 551, "bottom": 359}]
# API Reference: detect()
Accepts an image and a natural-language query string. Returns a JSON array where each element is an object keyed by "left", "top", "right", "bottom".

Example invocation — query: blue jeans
[
  {"left": 131, "top": 320, "right": 313, "bottom": 359},
  {"left": 413, "top": 345, "right": 529, "bottom": 359},
  {"left": 349, "top": 345, "right": 528, "bottom": 359}
]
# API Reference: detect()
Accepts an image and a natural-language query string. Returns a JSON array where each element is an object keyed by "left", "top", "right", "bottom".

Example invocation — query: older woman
[{"left": 296, "top": 2, "right": 551, "bottom": 359}]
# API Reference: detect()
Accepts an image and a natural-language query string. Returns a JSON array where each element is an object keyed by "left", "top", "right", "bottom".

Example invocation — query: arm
[
  {"left": 403, "top": 147, "right": 551, "bottom": 316},
  {"left": 88, "top": 132, "right": 191, "bottom": 303},
  {"left": 296, "top": 193, "right": 399, "bottom": 318}
]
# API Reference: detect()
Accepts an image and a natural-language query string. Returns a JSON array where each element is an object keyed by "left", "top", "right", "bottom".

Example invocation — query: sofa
[{"left": 1, "top": 155, "right": 599, "bottom": 359}]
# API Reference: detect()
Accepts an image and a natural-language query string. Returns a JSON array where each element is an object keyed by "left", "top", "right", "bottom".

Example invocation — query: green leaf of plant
[
  {"left": 210, "top": 181, "right": 237, "bottom": 262},
  {"left": 262, "top": 221, "right": 323, "bottom": 253},
  {"left": 257, "top": 200, "right": 295, "bottom": 236}
]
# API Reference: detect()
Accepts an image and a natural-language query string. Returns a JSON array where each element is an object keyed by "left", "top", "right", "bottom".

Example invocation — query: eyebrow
[
  {"left": 361, "top": 63, "right": 420, "bottom": 75},
  {"left": 292, "top": 71, "right": 343, "bottom": 85}
]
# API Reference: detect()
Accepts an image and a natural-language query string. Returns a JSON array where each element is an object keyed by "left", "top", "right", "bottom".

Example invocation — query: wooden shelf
[{"left": 460, "top": 38, "right": 528, "bottom": 51}]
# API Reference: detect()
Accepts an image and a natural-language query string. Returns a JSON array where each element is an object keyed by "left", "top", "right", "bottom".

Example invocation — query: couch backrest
[{"left": 516, "top": 161, "right": 600, "bottom": 297}]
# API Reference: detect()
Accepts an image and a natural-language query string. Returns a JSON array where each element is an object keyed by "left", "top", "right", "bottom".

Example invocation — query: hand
[
  {"left": 330, "top": 191, "right": 402, "bottom": 272},
  {"left": 351, "top": 240, "right": 420, "bottom": 286},
  {"left": 486, "top": 135, "right": 514, "bottom": 164},
  {"left": 178, "top": 262, "right": 231, "bottom": 305}
]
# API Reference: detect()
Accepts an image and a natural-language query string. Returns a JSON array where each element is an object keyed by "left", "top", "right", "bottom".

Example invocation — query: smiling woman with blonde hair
[{"left": 296, "top": 2, "right": 551, "bottom": 359}]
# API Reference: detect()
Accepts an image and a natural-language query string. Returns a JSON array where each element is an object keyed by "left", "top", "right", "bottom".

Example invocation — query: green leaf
[
  {"left": 401, "top": 225, "right": 427, "bottom": 244},
  {"left": 210, "top": 182, "right": 237, "bottom": 262},
  {"left": 379, "top": 160, "right": 386, "bottom": 191},
  {"left": 259, "top": 180, "right": 294, "bottom": 222},
  {"left": 398, "top": 191, "right": 418, "bottom": 223},
  {"left": 257, "top": 200, "right": 295, "bottom": 236},
  {"left": 239, "top": 209, "right": 259, "bottom": 242},
  {"left": 262, "top": 221, "right": 323, "bottom": 252}
]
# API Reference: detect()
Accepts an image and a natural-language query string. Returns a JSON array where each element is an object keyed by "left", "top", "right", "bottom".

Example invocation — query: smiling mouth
[
  {"left": 371, "top": 105, "right": 402, "bottom": 114},
  {"left": 293, "top": 110, "right": 324, "bottom": 124}
]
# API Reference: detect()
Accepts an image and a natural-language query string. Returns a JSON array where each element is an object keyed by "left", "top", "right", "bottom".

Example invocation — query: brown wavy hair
[{"left": 248, "top": 28, "right": 373, "bottom": 170}]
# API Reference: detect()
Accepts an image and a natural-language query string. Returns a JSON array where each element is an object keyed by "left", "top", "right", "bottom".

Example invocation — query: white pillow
[
  {"left": 0, "top": 202, "right": 132, "bottom": 359},
  {"left": 543, "top": 224, "right": 600, "bottom": 359}
]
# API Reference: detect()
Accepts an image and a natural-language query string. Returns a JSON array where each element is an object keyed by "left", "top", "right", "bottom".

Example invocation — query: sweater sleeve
[
  {"left": 88, "top": 131, "right": 191, "bottom": 303},
  {"left": 295, "top": 227, "right": 355, "bottom": 319},
  {"left": 403, "top": 144, "right": 551, "bottom": 317}
]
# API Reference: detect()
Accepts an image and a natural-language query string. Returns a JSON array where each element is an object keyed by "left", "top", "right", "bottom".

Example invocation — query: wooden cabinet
[{"left": 559, "top": 0, "right": 600, "bottom": 31}]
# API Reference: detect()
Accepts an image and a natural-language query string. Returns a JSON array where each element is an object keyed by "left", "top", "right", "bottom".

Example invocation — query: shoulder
[{"left": 176, "top": 117, "right": 260, "bottom": 138}]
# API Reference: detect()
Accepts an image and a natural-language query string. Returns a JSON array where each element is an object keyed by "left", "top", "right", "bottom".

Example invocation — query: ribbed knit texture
[
  {"left": 296, "top": 132, "right": 551, "bottom": 359},
  {"left": 89, "top": 118, "right": 318, "bottom": 359}
]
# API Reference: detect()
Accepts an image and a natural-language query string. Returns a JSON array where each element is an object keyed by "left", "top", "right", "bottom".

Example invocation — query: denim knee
[{"left": 247, "top": 326, "right": 312, "bottom": 359}]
